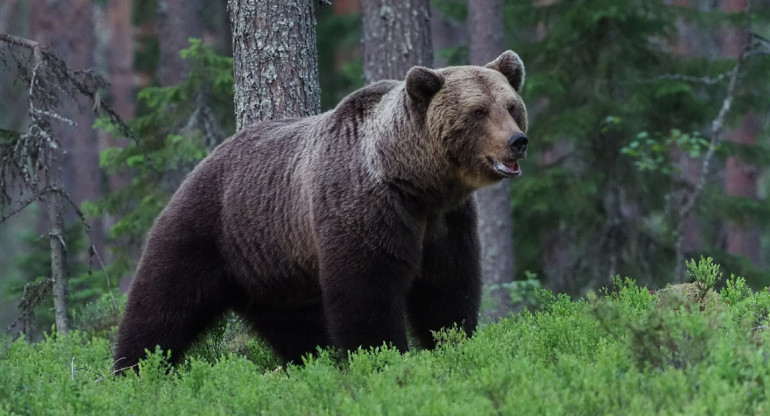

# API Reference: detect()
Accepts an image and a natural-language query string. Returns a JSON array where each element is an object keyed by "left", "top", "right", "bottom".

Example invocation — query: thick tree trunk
[
  {"left": 361, "top": 0, "right": 433, "bottom": 82},
  {"left": 228, "top": 0, "right": 321, "bottom": 129},
  {"left": 107, "top": 0, "right": 136, "bottom": 124},
  {"left": 104, "top": 0, "right": 135, "bottom": 192},
  {"left": 468, "top": 0, "right": 514, "bottom": 319},
  {"left": 157, "top": 0, "right": 203, "bottom": 86},
  {"left": 30, "top": 0, "right": 105, "bottom": 264}
]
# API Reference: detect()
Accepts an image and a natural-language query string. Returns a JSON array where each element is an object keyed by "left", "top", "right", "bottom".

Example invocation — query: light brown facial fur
[{"left": 413, "top": 51, "right": 529, "bottom": 189}]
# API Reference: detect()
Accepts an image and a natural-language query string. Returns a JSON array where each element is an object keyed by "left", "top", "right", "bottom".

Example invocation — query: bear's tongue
[{"left": 501, "top": 160, "right": 521, "bottom": 175}]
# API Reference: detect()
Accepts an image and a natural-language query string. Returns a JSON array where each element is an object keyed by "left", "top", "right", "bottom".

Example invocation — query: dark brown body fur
[{"left": 114, "top": 51, "right": 529, "bottom": 369}]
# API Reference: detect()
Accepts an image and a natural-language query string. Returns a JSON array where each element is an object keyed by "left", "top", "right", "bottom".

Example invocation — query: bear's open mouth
[{"left": 487, "top": 157, "right": 522, "bottom": 177}]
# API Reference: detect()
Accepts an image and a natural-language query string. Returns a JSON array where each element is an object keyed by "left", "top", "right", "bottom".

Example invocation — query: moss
[{"left": 655, "top": 282, "right": 723, "bottom": 311}]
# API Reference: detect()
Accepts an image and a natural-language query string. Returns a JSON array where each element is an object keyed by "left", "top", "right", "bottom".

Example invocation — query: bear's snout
[{"left": 507, "top": 133, "right": 528, "bottom": 157}]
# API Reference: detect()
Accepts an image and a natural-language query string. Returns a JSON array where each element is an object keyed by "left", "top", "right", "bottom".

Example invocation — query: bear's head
[{"left": 406, "top": 50, "right": 529, "bottom": 189}]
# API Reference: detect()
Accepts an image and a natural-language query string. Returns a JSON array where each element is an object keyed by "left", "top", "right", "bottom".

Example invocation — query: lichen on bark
[{"left": 228, "top": 0, "right": 321, "bottom": 129}]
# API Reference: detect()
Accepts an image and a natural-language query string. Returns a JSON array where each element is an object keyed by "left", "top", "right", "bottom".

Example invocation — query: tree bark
[
  {"left": 669, "top": 0, "right": 703, "bottom": 262},
  {"left": 228, "top": 0, "right": 321, "bottom": 129},
  {"left": 157, "top": 0, "right": 203, "bottom": 86},
  {"left": 724, "top": 115, "right": 760, "bottom": 263},
  {"left": 27, "top": 40, "right": 70, "bottom": 334},
  {"left": 0, "top": 0, "right": 19, "bottom": 34},
  {"left": 468, "top": 0, "right": 514, "bottom": 319},
  {"left": 30, "top": 0, "right": 106, "bottom": 261},
  {"left": 107, "top": 0, "right": 136, "bottom": 124},
  {"left": 430, "top": 1, "right": 467, "bottom": 67},
  {"left": 47, "top": 164, "right": 69, "bottom": 335},
  {"left": 361, "top": 0, "right": 433, "bottom": 83},
  {"left": 720, "top": 0, "right": 759, "bottom": 264},
  {"left": 104, "top": 0, "right": 135, "bottom": 192}
]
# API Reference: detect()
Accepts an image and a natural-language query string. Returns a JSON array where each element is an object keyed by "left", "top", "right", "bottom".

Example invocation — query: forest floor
[{"left": 2, "top": 260, "right": 769, "bottom": 415}]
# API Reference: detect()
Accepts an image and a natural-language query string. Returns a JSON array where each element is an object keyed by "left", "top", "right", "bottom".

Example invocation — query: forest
[{"left": 1, "top": 0, "right": 770, "bottom": 414}]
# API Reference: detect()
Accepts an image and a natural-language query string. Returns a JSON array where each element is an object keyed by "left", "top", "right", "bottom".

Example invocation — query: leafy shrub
[{"left": 3, "top": 262, "right": 770, "bottom": 415}]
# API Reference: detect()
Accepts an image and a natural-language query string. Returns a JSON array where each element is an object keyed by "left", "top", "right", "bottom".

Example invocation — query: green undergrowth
[{"left": 3, "top": 260, "right": 770, "bottom": 415}]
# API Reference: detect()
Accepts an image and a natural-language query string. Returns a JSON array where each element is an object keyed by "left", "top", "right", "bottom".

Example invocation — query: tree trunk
[
  {"left": 430, "top": 1, "right": 466, "bottom": 67},
  {"left": 157, "top": 0, "right": 203, "bottom": 86},
  {"left": 27, "top": 40, "right": 70, "bottom": 335},
  {"left": 669, "top": 0, "right": 703, "bottom": 264},
  {"left": 30, "top": 0, "right": 105, "bottom": 257},
  {"left": 228, "top": 0, "right": 321, "bottom": 129},
  {"left": 106, "top": 0, "right": 136, "bottom": 124},
  {"left": 0, "top": 0, "right": 19, "bottom": 34},
  {"left": 361, "top": 0, "right": 433, "bottom": 83},
  {"left": 468, "top": 0, "right": 514, "bottom": 319},
  {"left": 724, "top": 115, "right": 760, "bottom": 263},
  {"left": 720, "top": 0, "right": 759, "bottom": 264},
  {"left": 47, "top": 164, "right": 69, "bottom": 335},
  {"left": 104, "top": 0, "right": 135, "bottom": 191}
]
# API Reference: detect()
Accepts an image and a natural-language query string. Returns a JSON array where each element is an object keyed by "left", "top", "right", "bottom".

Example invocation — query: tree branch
[{"left": 0, "top": 33, "right": 40, "bottom": 50}]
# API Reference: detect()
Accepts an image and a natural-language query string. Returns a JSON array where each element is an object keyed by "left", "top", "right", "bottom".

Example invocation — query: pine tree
[{"left": 504, "top": 0, "right": 770, "bottom": 291}]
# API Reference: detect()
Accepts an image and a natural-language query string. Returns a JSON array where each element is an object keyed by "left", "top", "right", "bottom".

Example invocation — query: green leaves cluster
[
  {"left": 500, "top": 0, "right": 770, "bottom": 290},
  {"left": 4, "top": 265, "right": 770, "bottom": 415},
  {"left": 87, "top": 39, "right": 235, "bottom": 280},
  {"left": 621, "top": 129, "right": 709, "bottom": 174}
]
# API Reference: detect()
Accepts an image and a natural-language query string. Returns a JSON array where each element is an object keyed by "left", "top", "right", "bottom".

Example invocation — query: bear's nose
[{"left": 508, "top": 133, "right": 528, "bottom": 154}]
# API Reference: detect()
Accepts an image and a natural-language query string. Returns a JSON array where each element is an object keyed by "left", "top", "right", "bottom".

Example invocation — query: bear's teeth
[
  {"left": 503, "top": 161, "right": 520, "bottom": 174},
  {"left": 494, "top": 160, "right": 521, "bottom": 176}
]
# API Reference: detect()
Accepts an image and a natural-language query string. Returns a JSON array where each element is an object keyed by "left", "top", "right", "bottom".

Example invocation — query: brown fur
[{"left": 114, "top": 51, "right": 529, "bottom": 370}]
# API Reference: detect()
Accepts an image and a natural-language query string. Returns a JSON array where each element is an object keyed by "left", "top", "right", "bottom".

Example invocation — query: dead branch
[
  {"left": 651, "top": 70, "right": 735, "bottom": 86},
  {"left": 1, "top": 33, "right": 135, "bottom": 335},
  {"left": 0, "top": 33, "right": 39, "bottom": 50},
  {"left": 0, "top": 187, "right": 54, "bottom": 222},
  {"left": 6, "top": 279, "right": 52, "bottom": 336},
  {"left": 61, "top": 192, "right": 120, "bottom": 313}
]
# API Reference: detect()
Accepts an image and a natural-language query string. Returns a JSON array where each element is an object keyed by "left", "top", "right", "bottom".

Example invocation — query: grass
[{"left": 2, "top": 258, "right": 770, "bottom": 415}]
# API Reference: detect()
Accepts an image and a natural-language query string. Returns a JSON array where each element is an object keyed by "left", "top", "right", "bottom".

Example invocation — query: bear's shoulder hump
[{"left": 333, "top": 80, "right": 401, "bottom": 117}]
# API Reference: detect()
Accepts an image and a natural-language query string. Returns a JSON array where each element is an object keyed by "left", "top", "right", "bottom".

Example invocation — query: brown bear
[{"left": 113, "top": 50, "right": 529, "bottom": 370}]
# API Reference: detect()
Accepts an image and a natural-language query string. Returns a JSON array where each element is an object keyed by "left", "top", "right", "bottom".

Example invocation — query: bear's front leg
[
  {"left": 319, "top": 242, "right": 417, "bottom": 354},
  {"left": 407, "top": 199, "right": 482, "bottom": 349}
]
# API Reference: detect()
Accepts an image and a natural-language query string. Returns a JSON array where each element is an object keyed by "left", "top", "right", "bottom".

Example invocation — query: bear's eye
[
  {"left": 473, "top": 109, "right": 488, "bottom": 119},
  {"left": 507, "top": 106, "right": 517, "bottom": 117}
]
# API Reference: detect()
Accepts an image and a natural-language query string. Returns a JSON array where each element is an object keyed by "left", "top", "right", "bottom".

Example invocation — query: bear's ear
[
  {"left": 485, "top": 50, "right": 525, "bottom": 92},
  {"left": 406, "top": 67, "right": 444, "bottom": 104}
]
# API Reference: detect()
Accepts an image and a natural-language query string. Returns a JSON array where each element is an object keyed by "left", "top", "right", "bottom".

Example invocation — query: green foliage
[
  {"left": 621, "top": 129, "right": 710, "bottom": 174},
  {"left": 71, "top": 292, "right": 124, "bottom": 337},
  {"left": 686, "top": 255, "right": 723, "bottom": 290},
  {"left": 316, "top": 6, "right": 363, "bottom": 110},
  {"left": 184, "top": 312, "right": 281, "bottom": 373},
  {"left": 6, "top": 266, "right": 770, "bottom": 414},
  {"left": 502, "top": 0, "right": 770, "bottom": 291},
  {"left": 3, "top": 219, "right": 115, "bottom": 338},
  {"left": 503, "top": 273, "right": 542, "bottom": 306},
  {"left": 89, "top": 39, "right": 234, "bottom": 280}
]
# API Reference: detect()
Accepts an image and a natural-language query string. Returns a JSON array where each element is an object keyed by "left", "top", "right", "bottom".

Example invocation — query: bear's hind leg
[
  {"left": 237, "top": 303, "right": 331, "bottom": 364},
  {"left": 113, "top": 238, "right": 230, "bottom": 372}
]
